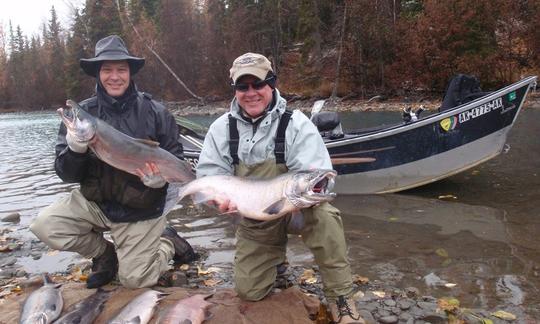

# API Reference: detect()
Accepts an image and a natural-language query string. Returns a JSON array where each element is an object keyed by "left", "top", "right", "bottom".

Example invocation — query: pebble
[
  {"left": 379, "top": 315, "right": 399, "bottom": 323},
  {"left": 1, "top": 212, "right": 20, "bottom": 223},
  {"left": 0, "top": 256, "right": 17, "bottom": 267}
]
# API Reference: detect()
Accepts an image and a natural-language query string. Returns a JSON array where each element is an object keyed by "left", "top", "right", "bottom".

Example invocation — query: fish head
[
  {"left": 286, "top": 169, "right": 337, "bottom": 208},
  {"left": 57, "top": 99, "right": 97, "bottom": 142}
]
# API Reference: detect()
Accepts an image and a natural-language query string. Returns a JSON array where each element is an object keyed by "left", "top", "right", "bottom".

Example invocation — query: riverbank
[{"left": 164, "top": 91, "right": 540, "bottom": 116}]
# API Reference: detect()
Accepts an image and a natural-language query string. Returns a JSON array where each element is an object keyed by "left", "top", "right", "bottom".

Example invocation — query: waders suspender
[
  {"left": 228, "top": 114, "right": 240, "bottom": 165},
  {"left": 274, "top": 109, "right": 293, "bottom": 164},
  {"left": 228, "top": 110, "right": 293, "bottom": 165}
]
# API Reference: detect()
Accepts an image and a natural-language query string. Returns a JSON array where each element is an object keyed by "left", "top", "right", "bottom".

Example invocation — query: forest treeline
[{"left": 0, "top": 0, "right": 539, "bottom": 110}]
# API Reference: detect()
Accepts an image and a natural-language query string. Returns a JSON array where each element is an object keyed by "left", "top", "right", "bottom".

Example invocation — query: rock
[
  {"left": 358, "top": 310, "right": 377, "bottom": 324},
  {"left": 0, "top": 268, "right": 15, "bottom": 279},
  {"left": 384, "top": 299, "right": 397, "bottom": 307},
  {"left": 421, "top": 313, "right": 448, "bottom": 323},
  {"left": 15, "top": 269, "right": 27, "bottom": 277},
  {"left": 379, "top": 315, "right": 399, "bottom": 323},
  {"left": 417, "top": 301, "right": 437, "bottom": 312},
  {"left": 397, "top": 298, "right": 413, "bottom": 310},
  {"left": 0, "top": 256, "right": 17, "bottom": 267},
  {"left": 404, "top": 286, "right": 419, "bottom": 298},
  {"left": 1, "top": 213, "right": 20, "bottom": 223}
]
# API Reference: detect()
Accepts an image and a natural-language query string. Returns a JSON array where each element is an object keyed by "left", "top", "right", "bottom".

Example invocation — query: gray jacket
[{"left": 196, "top": 89, "right": 332, "bottom": 177}]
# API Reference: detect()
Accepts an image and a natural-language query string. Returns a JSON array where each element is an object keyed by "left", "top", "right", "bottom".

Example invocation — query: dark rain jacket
[{"left": 55, "top": 83, "right": 184, "bottom": 223}]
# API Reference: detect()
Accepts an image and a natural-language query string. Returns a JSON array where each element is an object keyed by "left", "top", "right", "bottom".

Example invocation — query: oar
[{"left": 331, "top": 157, "right": 376, "bottom": 165}]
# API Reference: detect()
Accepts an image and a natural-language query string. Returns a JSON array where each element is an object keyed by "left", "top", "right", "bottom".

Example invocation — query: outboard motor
[
  {"left": 440, "top": 74, "right": 487, "bottom": 112},
  {"left": 311, "top": 111, "right": 344, "bottom": 139}
]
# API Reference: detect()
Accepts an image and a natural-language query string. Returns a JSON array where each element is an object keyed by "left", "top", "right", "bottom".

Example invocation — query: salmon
[
  {"left": 58, "top": 100, "right": 195, "bottom": 184},
  {"left": 158, "top": 294, "right": 212, "bottom": 324},
  {"left": 175, "top": 169, "right": 337, "bottom": 221},
  {"left": 19, "top": 274, "right": 63, "bottom": 324}
]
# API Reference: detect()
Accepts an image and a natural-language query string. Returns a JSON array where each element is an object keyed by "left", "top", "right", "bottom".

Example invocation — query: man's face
[
  {"left": 99, "top": 60, "right": 130, "bottom": 98},
  {"left": 234, "top": 75, "right": 273, "bottom": 118}
]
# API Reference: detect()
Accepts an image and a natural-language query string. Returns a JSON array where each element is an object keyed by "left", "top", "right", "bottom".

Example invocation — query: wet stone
[
  {"left": 357, "top": 301, "right": 378, "bottom": 313},
  {"left": 421, "top": 313, "right": 447, "bottom": 323},
  {"left": 399, "top": 312, "right": 413, "bottom": 321},
  {"left": 384, "top": 299, "right": 397, "bottom": 307},
  {"left": 379, "top": 315, "right": 399, "bottom": 323},
  {"left": 417, "top": 301, "right": 437, "bottom": 312},
  {"left": 0, "top": 256, "right": 17, "bottom": 267},
  {"left": 404, "top": 287, "right": 419, "bottom": 298},
  {"left": 0, "top": 268, "right": 16, "bottom": 279},
  {"left": 398, "top": 299, "right": 413, "bottom": 310},
  {"left": 1, "top": 212, "right": 20, "bottom": 223},
  {"left": 15, "top": 269, "right": 27, "bottom": 277},
  {"left": 358, "top": 309, "right": 376, "bottom": 324},
  {"left": 389, "top": 306, "right": 401, "bottom": 315}
]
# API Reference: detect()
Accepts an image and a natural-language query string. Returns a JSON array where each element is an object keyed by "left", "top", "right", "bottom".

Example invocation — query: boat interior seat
[{"left": 311, "top": 111, "right": 344, "bottom": 139}]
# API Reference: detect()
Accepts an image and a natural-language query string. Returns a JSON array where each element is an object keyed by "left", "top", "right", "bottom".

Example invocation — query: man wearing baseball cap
[
  {"left": 31, "top": 35, "right": 197, "bottom": 289},
  {"left": 196, "top": 52, "right": 364, "bottom": 323}
]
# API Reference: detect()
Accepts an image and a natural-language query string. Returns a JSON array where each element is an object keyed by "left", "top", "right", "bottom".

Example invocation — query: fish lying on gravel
[
  {"left": 19, "top": 273, "right": 63, "bottom": 324},
  {"left": 54, "top": 288, "right": 113, "bottom": 324},
  {"left": 107, "top": 290, "right": 167, "bottom": 324},
  {"left": 158, "top": 294, "right": 213, "bottom": 324},
  {"left": 58, "top": 99, "right": 195, "bottom": 184},
  {"left": 175, "top": 169, "right": 337, "bottom": 221}
]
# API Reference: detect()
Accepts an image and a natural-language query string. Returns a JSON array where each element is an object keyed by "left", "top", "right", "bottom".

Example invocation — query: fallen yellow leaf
[
  {"left": 179, "top": 264, "right": 190, "bottom": 271},
  {"left": 352, "top": 275, "right": 369, "bottom": 285},
  {"left": 203, "top": 278, "right": 222, "bottom": 287},
  {"left": 491, "top": 310, "right": 516, "bottom": 320},
  {"left": 372, "top": 291, "right": 385, "bottom": 298}
]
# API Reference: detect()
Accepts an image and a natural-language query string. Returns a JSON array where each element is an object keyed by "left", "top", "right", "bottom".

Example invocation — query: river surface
[{"left": 0, "top": 107, "right": 539, "bottom": 319}]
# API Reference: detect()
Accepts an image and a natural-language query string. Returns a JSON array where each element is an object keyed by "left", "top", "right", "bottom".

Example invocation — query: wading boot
[
  {"left": 329, "top": 296, "right": 365, "bottom": 324},
  {"left": 86, "top": 241, "right": 118, "bottom": 289},
  {"left": 161, "top": 225, "right": 198, "bottom": 264}
]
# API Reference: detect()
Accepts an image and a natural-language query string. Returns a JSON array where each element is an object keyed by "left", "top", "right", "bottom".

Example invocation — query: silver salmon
[
  {"left": 54, "top": 288, "right": 113, "bottom": 324},
  {"left": 177, "top": 169, "right": 337, "bottom": 221},
  {"left": 58, "top": 99, "right": 195, "bottom": 184},
  {"left": 19, "top": 274, "right": 63, "bottom": 324},
  {"left": 107, "top": 290, "right": 167, "bottom": 324},
  {"left": 158, "top": 294, "right": 212, "bottom": 324}
]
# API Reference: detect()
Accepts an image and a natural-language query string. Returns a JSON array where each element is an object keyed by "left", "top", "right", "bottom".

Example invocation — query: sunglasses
[{"left": 232, "top": 76, "right": 274, "bottom": 92}]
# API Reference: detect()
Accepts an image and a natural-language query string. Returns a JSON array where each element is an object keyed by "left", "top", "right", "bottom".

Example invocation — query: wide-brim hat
[{"left": 80, "top": 35, "right": 145, "bottom": 77}]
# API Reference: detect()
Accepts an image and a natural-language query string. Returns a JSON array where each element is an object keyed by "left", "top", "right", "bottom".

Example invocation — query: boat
[{"left": 176, "top": 75, "right": 538, "bottom": 194}]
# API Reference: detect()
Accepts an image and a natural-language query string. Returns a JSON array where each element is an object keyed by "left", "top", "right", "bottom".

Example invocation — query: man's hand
[
  {"left": 135, "top": 162, "right": 167, "bottom": 188},
  {"left": 66, "top": 132, "right": 89, "bottom": 153}
]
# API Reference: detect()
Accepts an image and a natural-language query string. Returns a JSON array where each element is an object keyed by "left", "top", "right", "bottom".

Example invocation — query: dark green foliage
[{"left": 0, "top": 0, "right": 539, "bottom": 110}]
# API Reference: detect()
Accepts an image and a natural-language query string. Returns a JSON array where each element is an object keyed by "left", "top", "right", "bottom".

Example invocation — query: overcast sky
[{"left": 0, "top": 0, "right": 83, "bottom": 37}]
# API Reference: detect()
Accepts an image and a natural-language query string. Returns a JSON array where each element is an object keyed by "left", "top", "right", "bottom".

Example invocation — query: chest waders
[{"left": 228, "top": 110, "right": 354, "bottom": 302}]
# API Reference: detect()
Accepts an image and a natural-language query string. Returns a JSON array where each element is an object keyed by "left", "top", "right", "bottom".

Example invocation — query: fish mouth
[
  {"left": 57, "top": 100, "right": 96, "bottom": 142},
  {"left": 307, "top": 170, "right": 337, "bottom": 198}
]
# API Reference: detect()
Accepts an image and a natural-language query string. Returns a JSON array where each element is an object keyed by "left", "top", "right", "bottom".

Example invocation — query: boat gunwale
[{"left": 325, "top": 76, "right": 537, "bottom": 148}]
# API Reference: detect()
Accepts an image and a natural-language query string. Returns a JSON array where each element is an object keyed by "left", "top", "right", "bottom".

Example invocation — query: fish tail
[
  {"left": 42, "top": 272, "right": 52, "bottom": 285},
  {"left": 162, "top": 182, "right": 187, "bottom": 216}
]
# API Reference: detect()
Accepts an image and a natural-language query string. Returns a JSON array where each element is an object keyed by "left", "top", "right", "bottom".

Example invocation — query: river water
[{"left": 0, "top": 108, "right": 539, "bottom": 319}]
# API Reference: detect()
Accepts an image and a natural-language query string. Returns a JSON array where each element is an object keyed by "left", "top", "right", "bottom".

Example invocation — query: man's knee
[
  {"left": 30, "top": 212, "right": 55, "bottom": 243},
  {"left": 118, "top": 258, "right": 160, "bottom": 289}
]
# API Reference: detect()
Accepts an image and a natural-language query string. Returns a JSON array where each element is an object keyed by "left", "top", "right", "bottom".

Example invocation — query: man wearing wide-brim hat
[{"left": 31, "top": 35, "right": 197, "bottom": 289}]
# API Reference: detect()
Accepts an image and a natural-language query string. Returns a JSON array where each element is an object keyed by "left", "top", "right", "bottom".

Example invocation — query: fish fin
[
  {"left": 162, "top": 182, "right": 186, "bottom": 216},
  {"left": 129, "top": 315, "right": 142, "bottom": 324},
  {"left": 192, "top": 192, "right": 211, "bottom": 204},
  {"left": 262, "top": 199, "right": 287, "bottom": 215},
  {"left": 287, "top": 211, "right": 305, "bottom": 233},
  {"left": 134, "top": 138, "right": 160, "bottom": 147}
]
